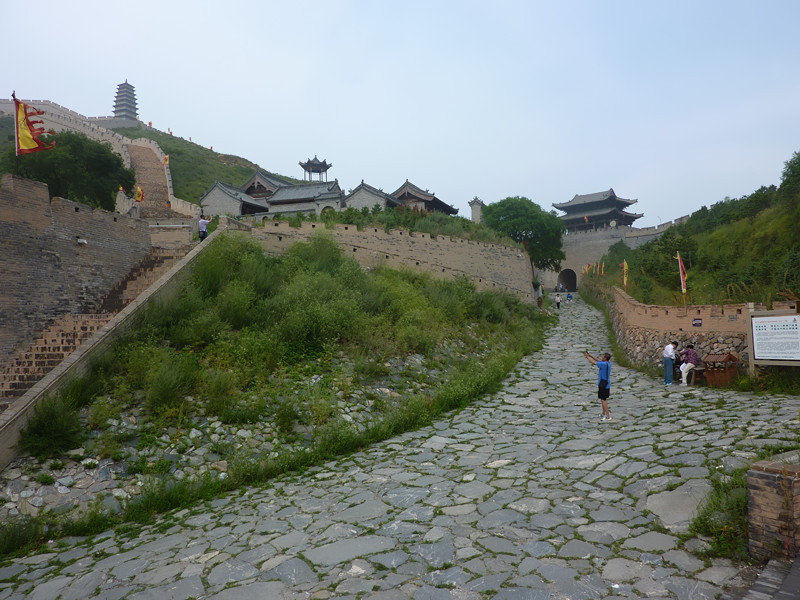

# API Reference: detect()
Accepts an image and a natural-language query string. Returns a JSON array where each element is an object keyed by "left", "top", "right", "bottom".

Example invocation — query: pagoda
[
  {"left": 113, "top": 80, "right": 138, "bottom": 120},
  {"left": 299, "top": 156, "right": 332, "bottom": 181},
  {"left": 552, "top": 188, "right": 642, "bottom": 233}
]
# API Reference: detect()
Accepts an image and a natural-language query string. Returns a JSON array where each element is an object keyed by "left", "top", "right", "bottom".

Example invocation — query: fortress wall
[
  {"left": 605, "top": 286, "right": 796, "bottom": 367},
  {"left": 251, "top": 221, "right": 534, "bottom": 301},
  {"left": 0, "top": 174, "right": 151, "bottom": 365}
]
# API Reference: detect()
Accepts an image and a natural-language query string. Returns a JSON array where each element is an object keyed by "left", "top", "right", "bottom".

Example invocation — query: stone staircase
[
  {"left": 0, "top": 246, "right": 192, "bottom": 406},
  {"left": 0, "top": 314, "right": 111, "bottom": 403},
  {"left": 98, "top": 247, "right": 190, "bottom": 313},
  {"left": 127, "top": 144, "right": 178, "bottom": 219}
]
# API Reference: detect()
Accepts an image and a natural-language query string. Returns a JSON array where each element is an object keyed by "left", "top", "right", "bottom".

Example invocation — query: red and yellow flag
[
  {"left": 135, "top": 186, "right": 144, "bottom": 202},
  {"left": 622, "top": 259, "right": 629, "bottom": 288},
  {"left": 12, "top": 92, "right": 55, "bottom": 155},
  {"left": 676, "top": 252, "right": 687, "bottom": 294},
  {"left": 163, "top": 154, "right": 169, "bottom": 165}
]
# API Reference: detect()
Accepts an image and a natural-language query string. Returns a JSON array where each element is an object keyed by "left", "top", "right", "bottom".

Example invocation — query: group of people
[
  {"left": 663, "top": 341, "right": 699, "bottom": 386},
  {"left": 583, "top": 339, "right": 700, "bottom": 424}
]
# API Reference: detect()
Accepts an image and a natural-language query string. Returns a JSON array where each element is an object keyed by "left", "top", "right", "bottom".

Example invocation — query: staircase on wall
[
  {"left": 127, "top": 145, "right": 179, "bottom": 219},
  {"left": 0, "top": 247, "right": 191, "bottom": 406}
]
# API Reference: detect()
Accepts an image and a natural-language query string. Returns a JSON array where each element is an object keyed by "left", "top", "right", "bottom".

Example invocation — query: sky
[{"left": 5, "top": 0, "right": 800, "bottom": 227}]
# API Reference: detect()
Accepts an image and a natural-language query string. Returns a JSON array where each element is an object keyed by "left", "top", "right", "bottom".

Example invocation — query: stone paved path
[{"left": 3, "top": 295, "right": 800, "bottom": 600}]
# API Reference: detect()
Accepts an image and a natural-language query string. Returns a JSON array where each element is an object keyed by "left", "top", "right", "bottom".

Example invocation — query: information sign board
[{"left": 752, "top": 314, "right": 800, "bottom": 361}]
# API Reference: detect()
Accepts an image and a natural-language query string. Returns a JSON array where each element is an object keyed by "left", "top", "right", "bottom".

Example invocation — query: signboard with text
[{"left": 752, "top": 314, "right": 800, "bottom": 361}]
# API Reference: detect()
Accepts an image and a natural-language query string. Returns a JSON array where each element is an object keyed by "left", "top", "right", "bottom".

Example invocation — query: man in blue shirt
[{"left": 585, "top": 351, "right": 612, "bottom": 422}]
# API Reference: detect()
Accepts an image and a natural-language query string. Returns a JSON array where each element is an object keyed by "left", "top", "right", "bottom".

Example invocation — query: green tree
[
  {"left": 0, "top": 131, "right": 135, "bottom": 211},
  {"left": 777, "top": 150, "right": 800, "bottom": 216},
  {"left": 482, "top": 196, "right": 566, "bottom": 271}
]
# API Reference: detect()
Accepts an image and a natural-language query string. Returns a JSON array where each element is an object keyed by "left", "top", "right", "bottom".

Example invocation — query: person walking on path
[
  {"left": 198, "top": 214, "right": 211, "bottom": 241},
  {"left": 585, "top": 351, "right": 612, "bottom": 421},
  {"left": 555, "top": 293, "right": 562, "bottom": 309},
  {"left": 663, "top": 340, "right": 678, "bottom": 385},
  {"left": 680, "top": 343, "right": 699, "bottom": 385}
]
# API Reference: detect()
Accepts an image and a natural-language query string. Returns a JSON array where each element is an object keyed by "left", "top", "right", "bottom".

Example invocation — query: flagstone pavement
[{"left": 3, "top": 295, "right": 800, "bottom": 600}]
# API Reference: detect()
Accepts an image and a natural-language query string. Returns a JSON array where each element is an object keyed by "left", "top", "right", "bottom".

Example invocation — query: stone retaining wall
[
  {"left": 602, "top": 286, "right": 796, "bottom": 368},
  {"left": 748, "top": 458, "right": 800, "bottom": 560}
]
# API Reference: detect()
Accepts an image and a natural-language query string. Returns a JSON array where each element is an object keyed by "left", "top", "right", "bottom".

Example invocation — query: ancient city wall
[
  {"left": 601, "top": 286, "right": 796, "bottom": 368},
  {"left": 0, "top": 99, "right": 177, "bottom": 200},
  {"left": 0, "top": 174, "right": 151, "bottom": 366},
  {"left": 250, "top": 220, "right": 535, "bottom": 302}
]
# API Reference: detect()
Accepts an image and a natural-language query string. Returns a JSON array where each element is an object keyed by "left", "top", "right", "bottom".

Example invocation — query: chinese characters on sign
[{"left": 752, "top": 315, "right": 800, "bottom": 361}]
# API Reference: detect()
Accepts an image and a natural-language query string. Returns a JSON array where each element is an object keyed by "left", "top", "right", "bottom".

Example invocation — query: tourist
[
  {"left": 585, "top": 351, "right": 612, "bottom": 421},
  {"left": 566, "top": 292, "right": 573, "bottom": 304},
  {"left": 198, "top": 214, "right": 211, "bottom": 241},
  {"left": 663, "top": 340, "right": 679, "bottom": 385},
  {"left": 680, "top": 344, "right": 699, "bottom": 385},
  {"left": 555, "top": 293, "right": 562, "bottom": 309}
]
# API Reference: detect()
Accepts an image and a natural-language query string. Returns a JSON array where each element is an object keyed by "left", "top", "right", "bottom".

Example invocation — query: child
[{"left": 585, "top": 351, "right": 612, "bottom": 421}]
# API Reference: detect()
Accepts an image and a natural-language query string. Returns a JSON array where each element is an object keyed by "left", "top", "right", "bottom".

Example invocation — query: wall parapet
[
  {"left": 250, "top": 221, "right": 534, "bottom": 302},
  {"left": 594, "top": 285, "right": 797, "bottom": 369}
]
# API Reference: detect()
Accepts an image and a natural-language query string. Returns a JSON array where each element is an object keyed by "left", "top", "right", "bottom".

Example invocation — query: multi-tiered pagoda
[
  {"left": 553, "top": 188, "right": 642, "bottom": 233},
  {"left": 113, "top": 80, "right": 138, "bottom": 120}
]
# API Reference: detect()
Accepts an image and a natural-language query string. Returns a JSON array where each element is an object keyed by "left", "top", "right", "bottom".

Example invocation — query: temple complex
[
  {"left": 552, "top": 188, "right": 642, "bottom": 232},
  {"left": 113, "top": 81, "right": 138, "bottom": 121}
]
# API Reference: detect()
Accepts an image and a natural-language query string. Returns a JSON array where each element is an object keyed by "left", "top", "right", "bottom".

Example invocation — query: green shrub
[
  {"left": 146, "top": 351, "right": 199, "bottom": 413},
  {"left": 470, "top": 291, "right": 511, "bottom": 323},
  {"left": 0, "top": 517, "right": 42, "bottom": 557},
  {"left": 273, "top": 398, "right": 302, "bottom": 433},
  {"left": 36, "top": 473, "right": 55, "bottom": 485},
  {"left": 689, "top": 468, "right": 749, "bottom": 560},
  {"left": 216, "top": 280, "right": 256, "bottom": 329},
  {"left": 203, "top": 369, "right": 240, "bottom": 416},
  {"left": 19, "top": 395, "right": 83, "bottom": 459}
]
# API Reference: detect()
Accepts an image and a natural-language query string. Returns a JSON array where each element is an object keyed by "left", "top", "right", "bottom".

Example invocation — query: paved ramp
[{"left": 5, "top": 295, "right": 800, "bottom": 599}]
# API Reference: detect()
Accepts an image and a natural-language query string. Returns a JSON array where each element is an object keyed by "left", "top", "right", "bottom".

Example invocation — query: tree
[
  {"left": 482, "top": 196, "right": 566, "bottom": 271},
  {"left": 778, "top": 150, "right": 800, "bottom": 216},
  {"left": 0, "top": 131, "right": 135, "bottom": 211}
]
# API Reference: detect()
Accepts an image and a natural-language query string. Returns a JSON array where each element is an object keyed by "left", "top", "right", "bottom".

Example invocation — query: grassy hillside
[
  {"left": 591, "top": 152, "right": 800, "bottom": 305},
  {"left": 113, "top": 126, "right": 302, "bottom": 203}
]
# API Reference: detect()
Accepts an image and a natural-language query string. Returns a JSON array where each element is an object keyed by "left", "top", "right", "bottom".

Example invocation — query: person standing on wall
[
  {"left": 663, "top": 340, "right": 678, "bottom": 386},
  {"left": 585, "top": 351, "right": 612, "bottom": 422},
  {"left": 555, "top": 293, "right": 562, "bottom": 309},
  {"left": 198, "top": 214, "right": 211, "bottom": 241}
]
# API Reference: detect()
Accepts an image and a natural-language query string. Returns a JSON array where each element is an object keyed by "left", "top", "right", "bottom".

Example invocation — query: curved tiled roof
[{"left": 552, "top": 188, "right": 637, "bottom": 210}]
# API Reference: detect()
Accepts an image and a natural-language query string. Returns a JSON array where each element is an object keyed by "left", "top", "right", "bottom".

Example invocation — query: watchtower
[{"left": 552, "top": 188, "right": 642, "bottom": 232}]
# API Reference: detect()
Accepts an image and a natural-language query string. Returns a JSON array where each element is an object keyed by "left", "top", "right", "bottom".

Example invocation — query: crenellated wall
[
  {"left": 249, "top": 220, "right": 535, "bottom": 302},
  {"left": 0, "top": 174, "right": 152, "bottom": 366},
  {"left": 602, "top": 286, "right": 796, "bottom": 368}
]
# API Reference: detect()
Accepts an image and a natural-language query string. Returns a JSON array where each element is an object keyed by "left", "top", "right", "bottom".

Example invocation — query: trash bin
[{"left": 702, "top": 352, "right": 739, "bottom": 387}]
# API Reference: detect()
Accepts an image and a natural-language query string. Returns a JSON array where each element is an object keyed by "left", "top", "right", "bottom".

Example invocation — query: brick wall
[
  {"left": 250, "top": 220, "right": 535, "bottom": 302},
  {"left": 0, "top": 174, "right": 151, "bottom": 366},
  {"left": 748, "top": 459, "right": 800, "bottom": 560}
]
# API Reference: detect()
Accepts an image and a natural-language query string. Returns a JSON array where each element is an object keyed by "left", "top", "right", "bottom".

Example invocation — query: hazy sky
[{"left": 6, "top": 0, "right": 800, "bottom": 226}]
